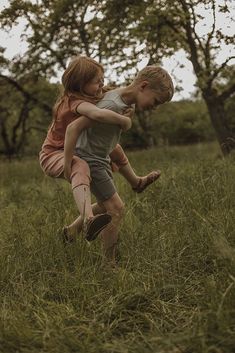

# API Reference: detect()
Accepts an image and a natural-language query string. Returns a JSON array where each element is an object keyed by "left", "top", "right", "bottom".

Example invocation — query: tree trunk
[
  {"left": 136, "top": 111, "right": 156, "bottom": 148},
  {"left": 203, "top": 93, "right": 235, "bottom": 156}
]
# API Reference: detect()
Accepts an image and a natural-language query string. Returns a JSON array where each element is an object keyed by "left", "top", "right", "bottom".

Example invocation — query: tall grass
[{"left": 0, "top": 143, "right": 235, "bottom": 353}]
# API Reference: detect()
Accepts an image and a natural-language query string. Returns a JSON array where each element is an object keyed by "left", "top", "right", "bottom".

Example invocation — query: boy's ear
[{"left": 139, "top": 80, "right": 149, "bottom": 91}]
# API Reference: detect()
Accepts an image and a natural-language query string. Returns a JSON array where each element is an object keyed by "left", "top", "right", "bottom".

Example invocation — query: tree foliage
[
  {"left": 96, "top": 0, "right": 235, "bottom": 153},
  {"left": 0, "top": 0, "right": 235, "bottom": 155},
  {"left": 0, "top": 74, "right": 55, "bottom": 156}
]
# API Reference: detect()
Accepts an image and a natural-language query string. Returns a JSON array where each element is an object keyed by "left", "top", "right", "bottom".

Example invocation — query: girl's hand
[
  {"left": 120, "top": 107, "right": 134, "bottom": 131},
  {"left": 124, "top": 107, "right": 135, "bottom": 119},
  {"left": 121, "top": 117, "right": 132, "bottom": 131},
  {"left": 64, "top": 163, "right": 72, "bottom": 182}
]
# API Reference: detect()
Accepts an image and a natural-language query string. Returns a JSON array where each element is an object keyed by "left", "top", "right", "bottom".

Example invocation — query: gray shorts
[{"left": 88, "top": 161, "right": 117, "bottom": 202}]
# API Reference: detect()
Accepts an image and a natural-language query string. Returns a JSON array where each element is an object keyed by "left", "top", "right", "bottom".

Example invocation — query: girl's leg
[
  {"left": 109, "top": 144, "right": 161, "bottom": 192},
  {"left": 72, "top": 185, "right": 93, "bottom": 219},
  {"left": 118, "top": 163, "right": 141, "bottom": 187},
  {"left": 65, "top": 156, "right": 93, "bottom": 234},
  {"left": 119, "top": 164, "right": 161, "bottom": 193},
  {"left": 65, "top": 157, "right": 111, "bottom": 242},
  {"left": 99, "top": 192, "right": 125, "bottom": 265},
  {"left": 40, "top": 150, "right": 111, "bottom": 241}
]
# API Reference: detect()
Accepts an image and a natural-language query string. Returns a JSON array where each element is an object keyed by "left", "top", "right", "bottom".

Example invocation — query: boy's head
[{"left": 133, "top": 66, "right": 174, "bottom": 110}]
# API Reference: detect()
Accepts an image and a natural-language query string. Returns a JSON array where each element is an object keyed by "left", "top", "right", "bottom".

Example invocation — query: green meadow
[{"left": 0, "top": 143, "right": 235, "bottom": 353}]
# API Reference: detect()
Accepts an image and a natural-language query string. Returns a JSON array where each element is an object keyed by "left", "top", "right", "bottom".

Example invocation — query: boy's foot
[
  {"left": 132, "top": 170, "right": 161, "bottom": 193},
  {"left": 84, "top": 213, "right": 112, "bottom": 242},
  {"left": 62, "top": 227, "right": 75, "bottom": 245},
  {"left": 101, "top": 260, "right": 119, "bottom": 271}
]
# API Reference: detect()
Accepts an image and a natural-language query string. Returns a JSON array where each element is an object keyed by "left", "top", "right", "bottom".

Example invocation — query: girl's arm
[
  {"left": 76, "top": 102, "right": 132, "bottom": 131},
  {"left": 64, "top": 116, "right": 92, "bottom": 181}
]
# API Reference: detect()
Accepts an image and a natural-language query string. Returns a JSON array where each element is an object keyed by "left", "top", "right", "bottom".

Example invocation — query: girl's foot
[
  {"left": 84, "top": 213, "right": 112, "bottom": 242},
  {"left": 62, "top": 214, "right": 112, "bottom": 245},
  {"left": 132, "top": 170, "right": 161, "bottom": 193}
]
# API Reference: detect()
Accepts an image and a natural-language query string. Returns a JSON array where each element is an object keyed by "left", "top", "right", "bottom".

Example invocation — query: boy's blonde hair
[{"left": 134, "top": 66, "right": 174, "bottom": 103}]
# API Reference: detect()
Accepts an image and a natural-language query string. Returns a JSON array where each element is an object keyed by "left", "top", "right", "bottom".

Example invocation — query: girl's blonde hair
[
  {"left": 53, "top": 56, "right": 104, "bottom": 120},
  {"left": 134, "top": 66, "right": 174, "bottom": 103}
]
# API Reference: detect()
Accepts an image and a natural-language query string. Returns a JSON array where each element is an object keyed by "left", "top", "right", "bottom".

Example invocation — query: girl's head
[
  {"left": 52, "top": 56, "right": 104, "bottom": 125},
  {"left": 62, "top": 56, "right": 104, "bottom": 99}
]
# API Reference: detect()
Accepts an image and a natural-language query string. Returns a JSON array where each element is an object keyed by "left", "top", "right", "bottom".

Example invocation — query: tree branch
[
  {"left": 0, "top": 74, "right": 52, "bottom": 114},
  {"left": 179, "top": 0, "right": 202, "bottom": 76},
  {"left": 0, "top": 116, "right": 11, "bottom": 153},
  {"left": 209, "top": 56, "right": 235, "bottom": 84},
  {"left": 78, "top": 4, "right": 92, "bottom": 56},
  {"left": 12, "top": 100, "right": 29, "bottom": 145},
  {"left": 188, "top": 2, "right": 206, "bottom": 58},
  {"left": 205, "top": 0, "right": 216, "bottom": 71},
  {"left": 219, "top": 82, "right": 235, "bottom": 100}
]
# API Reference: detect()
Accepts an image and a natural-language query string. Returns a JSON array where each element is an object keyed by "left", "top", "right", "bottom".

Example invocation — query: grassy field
[{"left": 0, "top": 143, "right": 235, "bottom": 353}]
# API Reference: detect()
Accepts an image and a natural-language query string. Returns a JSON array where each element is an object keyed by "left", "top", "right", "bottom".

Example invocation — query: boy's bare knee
[{"left": 109, "top": 201, "right": 125, "bottom": 219}]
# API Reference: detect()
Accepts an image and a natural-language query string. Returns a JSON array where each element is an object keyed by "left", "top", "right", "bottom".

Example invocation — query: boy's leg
[
  {"left": 99, "top": 192, "right": 125, "bottom": 265},
  {"left": 109, "top": 144, "right": 161, "bottom": 192},
  {"left": 83, "top": 163, "right": 123, "bottom": 263}
]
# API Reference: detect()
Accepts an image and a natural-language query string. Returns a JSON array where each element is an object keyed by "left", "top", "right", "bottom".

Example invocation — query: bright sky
[{"left": 0, "top": 0, "right": 234, "bottom": 101}]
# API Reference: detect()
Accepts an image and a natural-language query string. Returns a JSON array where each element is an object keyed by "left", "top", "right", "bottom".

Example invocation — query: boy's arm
[
  {"left": 76, "top": 102, "right": 131, "bottom": 131},
  {"left": 64, "top": 116, "right": 92, "bottom": 181}
]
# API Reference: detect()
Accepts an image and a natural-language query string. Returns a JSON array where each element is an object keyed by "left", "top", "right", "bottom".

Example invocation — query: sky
[{"left": 0, "top": 0, "right": 234, "bottom": 101}]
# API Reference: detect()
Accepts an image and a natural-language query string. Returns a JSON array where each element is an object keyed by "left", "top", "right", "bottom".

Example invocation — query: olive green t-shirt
[{"left": 75, "top": 89, "right": 131, "bottom": 166}]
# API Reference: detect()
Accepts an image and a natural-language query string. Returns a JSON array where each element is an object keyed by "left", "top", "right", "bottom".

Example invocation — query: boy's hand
[{"left": 64, "top": 163, "right": 72, "bottom": 182}]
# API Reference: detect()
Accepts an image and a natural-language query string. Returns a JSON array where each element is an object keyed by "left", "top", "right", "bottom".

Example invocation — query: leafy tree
[
  {"left": 96, "top": 0, "right": 235, "bottom": 154},
  {"left": 0, "top": 0, "right": 106, "bottom": 155},
  {"left": 0, "top": 72, "right": 55, "bottom": 157},
  {"left": 1, "top": 0, "right": 234, "bottom": 155},
  {"left": 1, "top": 0, "right": 159, "bottom": 149},
  {"left": 0, "top": 0, "right": 102, "bottom": 78}
]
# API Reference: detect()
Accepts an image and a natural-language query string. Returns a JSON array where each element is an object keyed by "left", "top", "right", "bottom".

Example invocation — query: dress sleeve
[{"left": 69, "top": 97, "right": 85, "bottom": 115}]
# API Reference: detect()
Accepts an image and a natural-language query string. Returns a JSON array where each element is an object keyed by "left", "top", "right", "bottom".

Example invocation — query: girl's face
[{"left": 83, "top": 70, "right": 104, "bottom": 96}]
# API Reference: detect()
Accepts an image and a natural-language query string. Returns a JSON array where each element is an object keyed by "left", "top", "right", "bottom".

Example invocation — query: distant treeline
[
  {"left": 0, "top": 76, "right": 234, "bottom": 157},
  {"left": 121, "top": 97, "right": 234, "bottom": 149}
]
